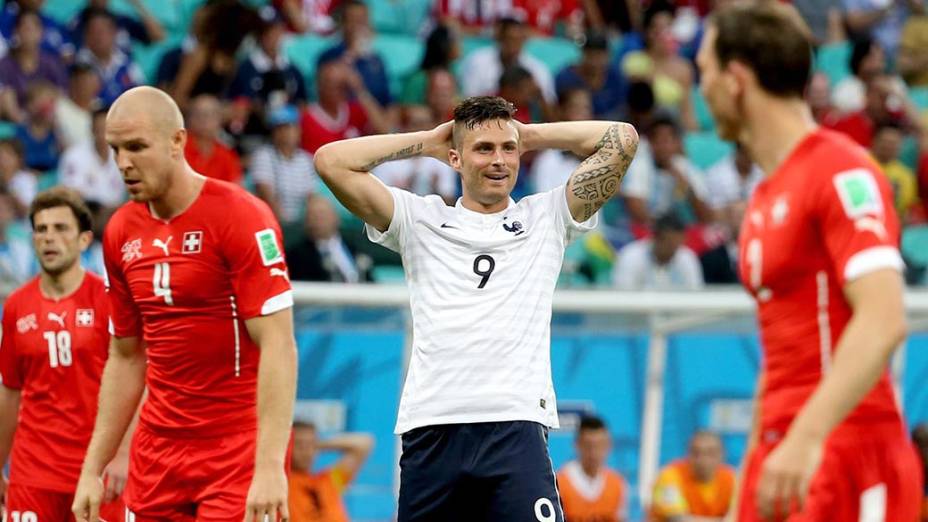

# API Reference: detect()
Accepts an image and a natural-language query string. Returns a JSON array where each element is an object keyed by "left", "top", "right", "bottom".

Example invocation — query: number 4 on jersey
[{"left": 153, "top": 262, "right": 174, "bottom": 305}]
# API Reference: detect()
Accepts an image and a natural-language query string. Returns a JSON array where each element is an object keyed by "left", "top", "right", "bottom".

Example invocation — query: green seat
[
  {"left": 371, "top": 265, "right": 406, "bottom": 283},
  {"left": 373, "top": 34, "right": 424, "bottom": 98},
  {"left": 910, "top": 87, "right": 928, "bottom": 111},
  {"left": 109, "top": 0, "right": 181, "bottom": 32},
  {"left": 525, "top": 37, "right": 580, "bottom": 76},
  {"left": 902, "top": 225, "right": 928, "bottom": 267},
  {"left": 41, "top": 0, "right": 83, "bottom": 25},
  {"left": 368, "top": 0, "right": 432, "bottom": 35},
  {"left": 691, "top": 86, "right": 715, "bottom": 132},
  {"left": 284, "top": 34, "right": 339, "bottom": 95},
  {"left": 0, "top": 122, "right": 16, "bottom": 140},
  {"left": 37, "top": 170, "right": 59, "bottom": 192},
  {"left": 684, "top": 131, "right": 733, "bottom": 170},
  {"left": 815, "top": 41, "right": 851, "bottom": 87},
  {"left": 132, "top": 35, "right": 184, "bottom": 84},
  {"left": 900, "top": 135, "right": 920, "bottom": 171}
]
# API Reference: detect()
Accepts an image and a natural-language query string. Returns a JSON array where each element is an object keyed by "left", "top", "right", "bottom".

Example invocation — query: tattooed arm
[
  {"left": 313, "top": 122, "right": 453, "bottom": 232},
  {"left": 518, "top": 121, "right": 639, "bottom": 222}
]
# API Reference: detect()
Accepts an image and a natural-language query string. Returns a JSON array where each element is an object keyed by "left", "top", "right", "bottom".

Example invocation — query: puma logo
[
  {"left": 48, "top": 311, "right": 67, "bottom": 328},
  {"left": 153, "top": 236, "right": 173, "bottom": 257},
  {"left": 270, "top": 267, "right": 289, "bottom": 280}
]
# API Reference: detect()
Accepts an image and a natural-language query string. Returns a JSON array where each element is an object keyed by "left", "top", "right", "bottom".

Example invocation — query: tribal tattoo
[
  {"left": 361, "top": 142, "right": 424, "bottom": 171},
  {"left": 568, "top": 124, "right": 637, "bottom": 221}
]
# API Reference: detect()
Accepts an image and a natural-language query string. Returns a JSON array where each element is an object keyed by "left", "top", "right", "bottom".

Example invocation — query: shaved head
[{"left": 108, "top": 86, "right": 185, "bottom": 137}]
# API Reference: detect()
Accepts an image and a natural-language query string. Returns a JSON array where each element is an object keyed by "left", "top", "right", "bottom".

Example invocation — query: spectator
[
  {"left": 531, "top": 87, "right": 592, "bottom": 193},
  {"left": 288, "top": 421, "right": 374, "bottom": 522},
  {"left": 624, "top": 80, "right": 658, "bottom": 131},
  {"left": 704, "top": 143, "right": 763, "bottom": 227},
  {"left": 0, "top": 138, "right": 36, "bottom": 216},
  {"left": 825, "top": 73, "right": 917, "bottom": 147},
  {"left": 15, "top": 81, "right": 60, "bottom": 173},
  {"left": 432, "top": 0, "right": 514, "bottom": 36},
  {"left": 374, "top": 105, "right": 458, "bottom": 204},
  {"left": 184, "top": 94, "right": 243, "bottom": 185},
  {"left": 585, "top": 0, "right": 640, "bottom": 34},
  {"left": 556, "top": 416, "right": 628, "bottom": 522},
  {"left": 898, "top": 14, "right": 928, "bottom": 87},
  {"left": 622, "top": 116, "right": 712, "bottom": 230},
  {"left": 252, "top": 105, "right": 318, "bottom": 230},
  {"left": 228, "top": 6, "right": 309, "bottom": 141},
  {"left": 794, "top": 0, "right": 845, "bottom": 45},
  {"left": 498, "top": 64, "right": 554, "bottom": 123},
  {"left": 54, "top": 63, "right": 101, "bottom": 149},
  {"left": 511, "top": 0, "right": 584, "bottom": 38},
  {"left": 458, "top": 17, "right": 556, "bottom": 103},
  {"left": 274, "top": 0, "right": 341, "bottom": 34},
  {"left": 556, "top": 31, "right": 626, "bottom": 119},
  {"left": 0, "top": 9, "right": 68, "bottom": 122},
  {"left": 912, "top": 423, "right": 928, "bottom": 522},
  {"left": 0, "top": 193, "right": 33, "bottom": 290},
  {"left": 871, "top": 122, "right": 918, "bottom": 221},
  {"left": 316, "top": 0, "right": 393, "bottom": 108},
  {"left": 69, "top": 0, "right": 166, "bottom": 52},
  {"left": 621, "top": 1, "right": 698, "bottom": 131},
  {"left": 157, "top": 0, "right": 260, "bottom": 109},
  {"left": 0, "top": 0, "right": 73, "bottom": 60},
  {"left": 75, "top": 8, "right": 144, "bottom": 107},
  {"left": 807, "top": 72, "right": 836, "bottom": 124},
  {"left": 612, "top": 212, "right": 704, "bottom": 290},
  {"left": 58, "top": 108, "right": 124, "bottom": 210},
  {"left": 649, "top": 431, "right": 736, "bottom": 521},
  {"left": 843, "top": 0, "right": 923, "bottom": 58},
  {"left": 286, "top": 194, "right": 366, "bottom": 282},
  {"left": 831, "top": 36, "right": 887, "bottom": 116},
  {"left": 425, "top": 68, "right": 458, "bottom": 122},
  {"left": 300, "top": 60, "right": 389, "bottom": 154},
  {"left": 401, "top": 24, "right": 461, "bottom": 106},
  {"left": 80, "top": 200, "right": 110, "bottom": 277}
]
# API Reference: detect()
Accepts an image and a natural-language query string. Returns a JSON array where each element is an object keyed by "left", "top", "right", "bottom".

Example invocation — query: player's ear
[
  {"left": 448, "top": 148, "right": 462, "bottom": 171},
  {"left": 172, "top": 128, "right": 187, "bottom": 158},
  {"left": 726, "top": 60, "right": 750, "bottom": 98},
  {"left": 78, "top": 230, "right": 93, "bottom": 251}
]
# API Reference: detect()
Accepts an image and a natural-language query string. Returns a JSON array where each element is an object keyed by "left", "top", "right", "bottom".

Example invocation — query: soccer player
[
  {"left": 71, "top": 86, "right": 297, "bottom": 521},
  {"left": 313, "top": 95, "right": 638, "bottom": 520},
  {"left": 0, "top": 187, "right": 124, "bottom": 521},
  {"left": 557, "top": 416, "right": 628, "bottom": 522},
  {"left": 649, "top": 431, "right": 735, "bottom": 522},
  {"left": 696, "top": 3, "right": 921, "bottom": 520}
]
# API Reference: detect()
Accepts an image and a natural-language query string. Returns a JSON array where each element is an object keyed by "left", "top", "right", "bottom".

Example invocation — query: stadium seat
[
  {"left": 368, "top": 0, "right": 432, "bottom": 35},
  {"left": 901, "top": 135, "right": 920, "bottom": 171},
  {"left": 525, "top": 37, "right": 581, "bottom": 78},
  {"left": 910, "top": 86, "right": 928, "bottom": 111},
  {"left": 373, "top": 34, "right": 424, "bottom": 97},
  {"left": 691, "top": 86, "right": 715, "bottom": 132},
  {"left": 37, "top": 170, "right": 59, "bottom": 192},
  {"left": 132, "top": 35, "right": 184, "bottom": 85},
  {"left": 371, "top": 265, "right": 406, "bottom": 283},
  {"left": 284, "top": 34, "right": 339, "bottom": 94},
  {"left": 110, "top": 0, "right": 181, "bottom": 32},
  {"left": 683, "top": 131, "right": 733, "bottom": 170},
  {"left": 903, "top": 225, "right": 928, "bottom": 268},
  {"left": 40, "top": 0, "right": 83, "bottom": 25},
  {"left": 0, "top": 122, "right": 16, "bottom": 140},
  {"left": 814, "top": 41, "right": 851, "bottom": 87}
]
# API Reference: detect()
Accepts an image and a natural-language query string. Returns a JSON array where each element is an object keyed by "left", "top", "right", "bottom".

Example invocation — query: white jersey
[{"left": 366, "top": 185, "right": 596, "bottom": 434}]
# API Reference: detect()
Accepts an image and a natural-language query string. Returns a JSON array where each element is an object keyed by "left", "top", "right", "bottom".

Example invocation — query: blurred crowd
[{"left": 0, "top": 0, "right": 927, "bottom": 290}]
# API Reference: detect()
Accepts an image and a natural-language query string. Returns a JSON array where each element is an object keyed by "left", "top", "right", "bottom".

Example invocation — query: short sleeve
[
  {"left": 364, "top": 187, "right": 421, "bottom": 253},
  {"left": 102, "top": 226, "right": 142, "bottom": 338},
  {"left": 223, "top": 196, "right": 293, "bottom": 319},
  {"left": 0, "top": 303, "right": 22, "bottom": 389},
  {"left": 552, "top": 184, "right": 597, "bottom": 244},
  {"left": 817, "top": 167, "right": 904, "bottom": 287}
]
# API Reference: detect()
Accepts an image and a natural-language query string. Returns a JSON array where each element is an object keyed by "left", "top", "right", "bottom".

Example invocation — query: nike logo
[
  {"left": 270, "top": 267, "right": 290, "bottom": 280},
  {"left": 440, "top": 223, "right": 458, "bottom": 229},
  {"left": 152, "top": 236, "right": 173, "bottom": 257}
]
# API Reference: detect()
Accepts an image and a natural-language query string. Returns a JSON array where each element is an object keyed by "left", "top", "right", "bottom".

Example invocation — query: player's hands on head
[
  {"left": 72, "top": 472, "right": 105, "bottom": 522},
  {"left": 426, "top": 121, "right": 454, "bottom": 165},
  {"left": 244, "top": 467, "right": 290, "bottom": 522},
  {"left": 102, "top": 450, "right": 130, "bottom": 501},
  {"left": 756, "top": 433, "right": 824, "bottom": 521}
]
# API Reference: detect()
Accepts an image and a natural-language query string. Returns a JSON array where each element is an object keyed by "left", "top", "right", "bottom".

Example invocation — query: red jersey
[
  {"left": 512, "top": 0, "right": 581, "bottom": 35},
  {"left": 738, "top": 128, "right": 904, "bottom": 434},
  {"left": 0, "top": 273, "right": 110, "bottom": 492},
  {"left": 102, "top": 179, "right": 292, "bottom": 438},
  {"left": 300, "top": 102, "right": 368, "bottom": 154}
]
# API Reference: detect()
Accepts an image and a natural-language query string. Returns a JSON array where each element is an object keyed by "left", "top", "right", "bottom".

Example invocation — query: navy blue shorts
[{"left": 398, "top": 421, "right": 564, "bottom": 522}]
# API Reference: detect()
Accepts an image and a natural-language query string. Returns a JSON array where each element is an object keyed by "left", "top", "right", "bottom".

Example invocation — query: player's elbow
[
  {"left": 313, "top": 143, "right": 340, "bottom": 181},
  {"left": 615, "top": 122, "right": 639, "bottom": 156}
]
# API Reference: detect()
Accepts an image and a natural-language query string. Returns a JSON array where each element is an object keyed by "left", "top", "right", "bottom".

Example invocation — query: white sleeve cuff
[
  {"left": 844, "top": 246, "right": 904, "bottom": 282},
  {"left": 261, "top": 290, "right": 294, "bottom": 315}
]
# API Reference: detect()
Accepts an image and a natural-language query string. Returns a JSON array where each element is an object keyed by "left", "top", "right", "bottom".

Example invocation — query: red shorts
[
  {"left": 738, "top": 421, "right": 923, "bottom": 522},
  {"left": 5, "top": 482, "right": 124, "bottom": 522},
  {"left": 123, "top": 426, "right": 256, "bottom": 521}
]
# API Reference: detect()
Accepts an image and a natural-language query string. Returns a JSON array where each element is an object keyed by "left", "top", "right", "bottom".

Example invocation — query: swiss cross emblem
[
  {"left": 76, "top": 309, "right": 94, "bottom": 327},
  {"left": 182, "top": 231, "right": 203, "bottom": 254},
  {"left": 121, "top": 238, "right": 142, "bottom": 262}
]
